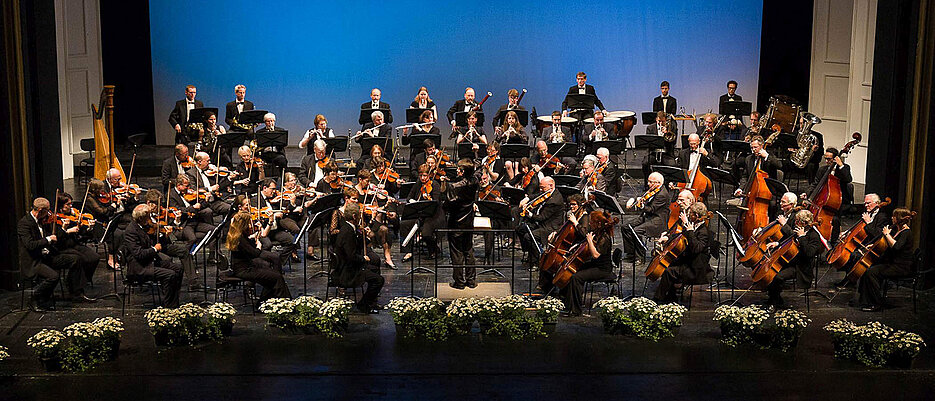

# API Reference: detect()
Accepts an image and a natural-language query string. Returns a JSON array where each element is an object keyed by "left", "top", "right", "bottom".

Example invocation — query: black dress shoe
[
  {"left": 466, "top": 281, "right": 478, "bottom": 288},
  {"left": 305, "top": 253, "right": 320, "bottom": 261},
  {"left": 449, "top": 282, "right": 466, "bottom": 290}
]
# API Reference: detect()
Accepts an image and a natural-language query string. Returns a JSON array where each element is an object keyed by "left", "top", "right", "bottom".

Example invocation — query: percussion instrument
[
  {"left": 761, "top": 96, "right": 801, "bottom": 134},
  {"left": 605, "top": 110, "right": 636, "bottom": 137}
]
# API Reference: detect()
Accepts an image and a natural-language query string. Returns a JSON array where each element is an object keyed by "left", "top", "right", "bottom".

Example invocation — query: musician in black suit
[
  {"left": 225, "top": 84, "right": 255, "bottom": 128},
  {"left": 161, "top": 144, "right": 192, "bottom": 192},
  {"left": 356, "top": 110, "right": 392, "bottom": 144},
  {"left": 809, "top": 148, "right": 853, "bottom": 240},
  {"left": 718, "top": 80, "right": 743, "bottom": 105},
  {"left": 232, "top": 145, "right": 265, "bottom": 195},
  {"left": 144, "top": 189, "right": 201, "bottom": 289},
  {"left": 621, "top": 172, "right": 670, "bottom": 262},
  {"left": 516, "top": 176, "right": 565, "bottom": 266},
  {"left": 561, "top": 72, "right": 607, "bottom": 117},
  {"left": 652, "top": 202, "right": 713, "bottom": 303},
  {"left": 839, "top": 194, "right": 889, "bottom": 281},
  {"left": 652, "top": 81, "right": 678, "bottom": 114},
  {"left": 443, "top": 159, "right": 479, "bottom": 289},
  {"left": 123, "top": 204, "right": 183, "bottom": 308},
  {"left": 595, "top": 147, "right": 620, "bottom": 195},
  {"left": 732, "top": 135, "right": 782, "bottom": 194},
  {"left": 226, "top": 212, "right": 291, "bottom": 303},
  {"left": 333, "top": 203, "right": 385, "bottom": 313},
  {"left": 186, "top": 151, "right": 232, "bottom": 216},
  {"left": 254, "top": 113, "right": 289, "bottom": 172},
  {"left": 543, "top": 112, "right": 573, "bottom": 144},
  {"left": 400, "top": 164, "right": 444, "bottom": 261},
  {"left": 583, "top": 110, "right": 616, "bottom": 147},
  {"left": 762, "top": 209, "right": 822, "bottom": 309},
  {"left": 856, "top": 208, "right": 914, "bottom": 312},
  {"left": 641, "top": 111, "right": 679, "bottom": 185},
  {"left": 492, "top": 88, "right": 526, "bottom": 127},
  {"left": 168, "top": 85, "right": 203, "bottom": 145},
  {"left": 359, "top": 88, "right": 393, "bottom": 126},
  {"left": 677, "top": 133, "right": 723, "bottom": 171},
  {"left": 17, "top": 198, "right": 82, "bottom": 311},
  {"left": 447, "top": 87, "right": 482, "bottom": 133},
  {"left": 299, "top": 139, "right": 328, "bottom": 188},
  {"left": 256, "top": 179, "right": 296, "bottom": 265}
]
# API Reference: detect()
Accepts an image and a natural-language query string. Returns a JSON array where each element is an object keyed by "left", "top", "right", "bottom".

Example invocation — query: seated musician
[
  {"left": 495, "top": 110, "right": 527, "bottom": 145},
  {"left": 408, "top": 138, "right": 437, "bottom": 175},
  {"left": 104, "top": 167, "right": 137, "bottom": 211},
  {"left": 357, "top": 167, "right": 396, "bottom": 269},
  {"left": 516, "top": 176, "right": 564, "bottom": 267},
  {"left": 477, "top": 170, "right": 507, "bottom": 264},
  {"left": 772, "top": 192, "right": 799, "bottom": 232},
  {"left": 317, "top": 162, "right": 344, "bottom": 194},
  {"left": 677, "top": 133, "right": 722, "bottom": 173},
  {"left": 257, "top": 178, "right": 296, "bottom": 266},
  {"left": 161, "top": 144, "right": 192, "bottom": 192},
  {"left": 621, "top": 172, "right": 670, "bottom": 263},
  {"left": 186, "top": 151, "right": 232, "bottom": 217},
  {"left": 718, "top": 117, "right": 745, "bottom": 141},
  {"left": 837, "top": 194, "right": 889, "bottom": 288},
  {"left": 809, "top": 147, "right": 853, "bottom": 238},
  {"left": 356, "top": 110, "right": 392, "bottom": 143},
  {"left": 506, "top": 157, "right": 539, "bottom": 196},
  {"left": 533, "top": 140, "right": 575, "bottom": 176},
  {"left": 492, "top": 88, "right": 526, "bottom": 128},
  {"left": 123, "top": 204, "right": 183, "bottom": 308},
  {"left": 448, "top": 87, "right": 481, "bottom": 134},
  {"left": 225, "top": 84, "right": 254, "bottom": 130},
  {"left": 744, "top": 111, "right": 762, "bottom": 140},
  {"left": 652, "top": 202, "right": 713, "bottom": 303},
  {"left": 359, "top": 88, "right": 393, "bottom": 127},
  {"left": 299, "top": 114, "right": 335, "bottom": 155},
  {"left": 595, "top": 147, "right": 620, "bottom": 195},
  {"left": 83, "top": 178, "right": 121, "bottom": 269},
  {"left": 254, "top": 112, "right": 289, "bottom": 172},
  {"left": 299, "top": 139, "right": 329, "bottom": 188},
  {"left": 279, "top": 172, "right": 314, "bottom": 236},
  {"left": 404, "top": 111, "right": 440, "bottom": 167},
  {"left": 198, "top": 111, "right": 228, "bottom": 166},
  {"left": 652, "top": 81, "right": 677, "bottom": 115},
  {"left": 584, "top": 110, "right": 615, "bottom": 147},
  {"left": 409, "top": 86, "right": 438, "bottom": 119},
  {"left": 576, "top": 156, "right": 607, "bottom": 192},
  {"left": 564, "top": 211, "right": 619, "bottom": 316},
  {"left": 17, "top": 197, "right": 84, "bottom": 311},
  {"left": 761, "top": 209, "right": 822, "bottom": 310},
  {"left": 455, "top": 110, "right": 487, "bottom": 155},
  {"left": 855, "top": 208, "right": 915, "bottom": 312},
  {"left": 333, "top": 203, "right": 385, "bottom": 314},
  {"left": 478, "top": 142, "right": 506, "bottom": 183},
  {"left": 544, "top": 111, "right": 571, "bottom": 144},
  {"left": 731, "top": 135, "right": 782, "bottom": 198},
  {"left": 443, "top": 159, "right": 479, "bottom": 289},
  {"left": 641, "top": 111, "right": 678, "bottom": 186},
  {"left": 144, "top": 188, "right": 200, "bottom": 289},
  {"left": 54, "top": 193, "right": 101, "bottom": 297},
  {"left": 168, "top": 84, "right": 203, "bottom": 145},
  {"left": 357, "top": 144, "right": 384, "bottom": 173},
  {"left": 232, "top": 145, "right": 265, "bottom": 195},
  {"left": 562, "top": 71, "right": 608, "bottom": 118},
  {"left": 671, "top": 190, "right": 696, "bottom": 227},
  {"left": 538, "top": 194, "right": 591, "bottom": 294},
  {"left": 400, "top": 164, "right": 443, "bottom": 262},
  {"left": 226, "top": 212, "right": 292, "bottom": 304}
]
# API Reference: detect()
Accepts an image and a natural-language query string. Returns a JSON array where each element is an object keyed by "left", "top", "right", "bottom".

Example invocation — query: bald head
[
  {"left": 647, "top": 172, "right": 664, "bottom": 188},
  {"left": 540, "top": 176, "right": 555, "bottom": 191}
]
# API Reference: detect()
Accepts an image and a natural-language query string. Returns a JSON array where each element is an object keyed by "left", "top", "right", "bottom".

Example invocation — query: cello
[
  {"left": 844, "top": 222, "right": 910, "bottom": 282},
  {"left": 803, "top": 132, "right": 861, "bottom": 240},
  {"left": 538, "top": 196, "right": 593, "bottom": 274},
  {"left": 750, "top": 235, "right": 800, "bottom": 287},
  {"left": 644, "top": 220, "right": 685, "bottom": 281},
  {"left": 826, "top": 197, "right": 891, "bottom": 270},
  {"left": 736, "top": 154, "right": 772, "bottom": 241},
  {"left": 551, "top": 211, "right": 616, "bottom": 289},
  {"left": 737, "top": 220, "right": 786, "bottom": 268}
]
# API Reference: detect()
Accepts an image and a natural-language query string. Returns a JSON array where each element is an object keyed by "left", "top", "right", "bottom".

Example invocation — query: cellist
[
  {"left": 836, "top": 193, "right": 889, "bottom": 288},
  {"left": 855, "top": 208, "right": 914, "bottom": 312},
  {"left": 676, "top": 134, "right": 721, "bottom": 178},
  {"left": 516, "top": 176, "right": 564, "bottom": 268},
  {"left": 806, "top": 147, "right": 853, "bottom": 240},
  {"left": 731, "top": 135, "right": 782, "bottom": 200},
  {"left": 563, "top": 211, "right": 619, "bottom": 316},
  {"left": 652, "top": 202, "right": 714, "bottom": 303},
  {"left": 537, "top": 194, "right": 590, "bottom": 294},
  {"left": 761, "top": 209, "right": 822, "bottom": 310}
]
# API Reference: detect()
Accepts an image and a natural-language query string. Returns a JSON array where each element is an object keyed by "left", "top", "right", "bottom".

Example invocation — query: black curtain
[{"left": 757, "top": 0, "right": 813, "bottom": 112}]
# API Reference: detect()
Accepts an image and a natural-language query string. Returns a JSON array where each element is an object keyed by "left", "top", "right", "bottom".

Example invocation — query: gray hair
[
  {"left": 234, "top": 84, "right": 245, "bottom": 91},
  {"left": 264, "top": 112, "right": 276, "bottom": 121},
  {"left": 371, "top": 111, "right": 384, "bottom": 120}
]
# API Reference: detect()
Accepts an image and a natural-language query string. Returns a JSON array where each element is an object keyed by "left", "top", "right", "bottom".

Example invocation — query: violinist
[
  {"left": 576, "top": 156, "right": 606, "bottom": 192},
  {"left": 317, "top": 162, "right": 344, "bottom": 194},
  {"left": 400, "top": 164, "right": 443, "bottom": 262},
  {"left": 124, "top": 204, "right": 183, "bottom": 308},
  {"left": 255, "top": 112, "right": 289, "bottom": 172},
  {"left": 233, "top": 145, "right": 266, "bottom": 195},
  {"left": 54, "top": 193, "right": 101, "bottom": 292},
  {"left": 161, "top": 144, "right": 192, "bottom": 191},
  {"left": 479, "top": 142, "right": 506, "bottom": 183},
  {"left": 257, "top": 179, "right": 296, "bottom": 266},
  {"left": 652, "top": 202, "right": 713, "bottom": 303},
  {"left": 761, "top": 209, "right": 822, "bottom": 310},
  {"left": 357, "top": 144, "right": 385, "bottom": 172},
  {"left": 564, "top": 211, "right": 619, "bottom": 316},
  {"left": 596, "top": 147, "right": 620, "bottom": 195},
  {"left": 168, "top": 174, "right": 216, "bottom": 233},
  {"left": 516, "top": 176, "right": 564, "bottom": 267},
  {"left": 621, "top": 172, "right": 669, "bottom": 263},
  {"left": 443, "top": 159, "right": 479, "bottom": 289},
  {"left": 537, "top": 194, "right": 591, "bottom": 294},
  {"left": 533, "top": 140, "right": 574, "bottom": 176},
  {"left": 333, "top": 203, "right": 385, "bottom": 314},
  {"left": 404, "top": 111, "right": 440, "bottom": 168},
  {"left": 492, "top": 88, "right": 526, "bottom": 128},
  {"left": 544, "top": 111, "right": 571, "bottom": 144},
  {"left": 299, "top": 114, "right": 335, "bottom": 154},
  {"left": 104, "top": 168, "right": 136, "bottom": 209},
  {"left": 494, "top": 110, "right": 527, "bottom": 145},
  {"left": 855, "top": 208, "right": 915, "bottom": 312},
  {"left": 455, "top": 110, "right": 487, "bottom": 156},
  {"left": 277, "top": 172, "right": 309, "bottom": 236},
  {"left": 410, "top": 139, "right": 449, "bottom": 179},
  {"left": 226, "top": 212, "right": 291, "bottom": 303},
  {"left": 17, "top": 197, "right": 83, "bottom": 311},
  {"left": 478, "top": 171, "right": 506, "bottom": 264},
  {"left": 186, "top": 151, "right": 232, "bottom": 216},
  {"left": 356, "top": 168, "right": 395, "bottom": 269},
  {"left": 370, "top": 156, "right": 400, "bottom": 198},
  {"left": 299, "top": 139, "right": 329, "bottom": 188},
  {"left": 146, "top": 189, "right": 200, "bottom": 290},
  {"left": 507, "top": 157, "right": 539, "bottom": 196}
]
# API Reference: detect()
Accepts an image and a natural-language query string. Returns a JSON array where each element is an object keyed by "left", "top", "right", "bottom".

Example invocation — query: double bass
[
  {"left": 826, "top": 197, "right": 891, "bottom": 270},
  {"left": 802, "top": 132, "right": 861, "bottom": 240},
  {"left": 672, "top": 133, "right": 714, "bottom": 201},
  {"left": 736, "top": 154, "right": 772, "bottom": 241}
]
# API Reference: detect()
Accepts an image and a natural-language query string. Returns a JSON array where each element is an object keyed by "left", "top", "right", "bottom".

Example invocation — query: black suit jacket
[
  {"left": 738, "top": 154, "right": 782, "bottom": 188},
  {"left": 562, "top": 84, "right": 605, "bottom": 111},
  {"left": 298, "top": 154, "right": 325, "bottom": 187},
  {"left": 168, "top": 99, "right": 204, "bottom": 128},
  {"left": 124, "top": 222, "right": 157, "bottom": 277},
  {"left": 636, "top": 186, "right": 670, "bottom": 237},
  {"left": 17, "top": 214, "right": 56, "bottom": 278},
  {"left": 333, "top": 220, "right": 368, "bottom": 287},
  {"left": 652, "top": 96, "right": 678, "bottom": 114},
  {"left": 442, "top": 176, "right": 478, "bottom": 227},
  {"left": 224, "top": 99, "right": 255, "bottom": 126},
  {"left": 161, "top": 157, "right": 188, "bottom": 191},
  {"left": 675, "top": 221, "right": 714, "bottom": 284},
  {"left": 812, "top": 163, "right": 853, "bottom": 205},
  {"left": 447, "top": 99, "right": 481, "bottom": 126},
  {"left": 862, "top": 209, "right": 889, "bottom": 243},
  {"left": 359, "top": 101, "right": 393, "bottom": 125},
  {"left": 600, "top": 162, "right": 620, "bottom": 195},
  {"left": 677, "top": 147, "right": 722, "bottom": 171},
  {"left": 718, "top": 93, "right": 743, "bottom": 104},
  {"left": 528, "top": 190, "right": 565, "bottom": 233}
]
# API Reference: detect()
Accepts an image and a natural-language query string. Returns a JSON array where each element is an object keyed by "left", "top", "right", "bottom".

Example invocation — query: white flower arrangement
[
  {"left": 27, "top": 329, "right": 66, "bottom": 355},
  {"left": 63, "top": 322, "right": 104, "bottom": 340},
  {"left": 258, "top": 298, "right": 297, "bottom": 315},
  {"left": 145, "top": 307, "right": 182, "bottom": 331},
  {"left": 533, "top": 297, "right": 565, "bottom": 322},
  {"left": 259, "top": 297, "right": 352, "bottom": 337},
  {"left": 0, "top": 345, "right": 8, "bottom": 361},
  {"left": 319, "top": 298, "right": 354, "bottom": 320},
  {"left": 824, "top": 319, "right": 926, "bottom": 367},
  {"left": 713, "top": 305, "right": 768, "bottom": 331},
  {"left": 27, "top": 317, "right": 126, "bottom": 372},
  {"left": 177, "top": 303, "right": 207, "bottom": 320},
  {"left": 92, "top": 317, "right": 125, "bottom": 335},
  {"left": 773, "top": 309, "right": 810, "bottom": 331},
  {"left": 715, "top": 305, "right": 807, "bottom": 351},
  {"left": 596, "top": 297, "right": 685, "bottom": 341},
  {"left": 206, "top": 303, "right": 237, "bottom": 323},
  {"left": 651, "top": 303, "right": 689, "bottom": 327}
]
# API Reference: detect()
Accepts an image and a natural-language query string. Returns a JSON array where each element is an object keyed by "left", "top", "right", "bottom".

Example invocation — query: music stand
[
  {"left": 719, "top": 101, "right": 752, "bottom": 117},
  {"left": 765, "top": 178, "right": 788, "bottom": 198},
  {"left": 556, "top": 185, "right": 580, "bottom": 198},
  {"left": 705, "top": 167, "right": 737, "bottom": 211},
  {"left": 324, "top": 136, "right": 349, "bottom": 153},
  {"left": 360, "top": 136, "right": 393, "bottom": 160},
  {"left": 635, "top": 135, "right": 665, "bottom": 151},
  {"left": 773, "top": 133, "right": 797, "bottom": 150},
  {"left": 256, "top": 130, "right": 288, "bottom": 150},
  {"left": 622, "top": 224, "right": 648, "bottom": 300},
  {"left": 590, "top": 140, "right": 626, "bottom": 155},
  {"left": 98, "top": 212, "right": 127, "bottom": 302},
  {"left": 547, "top": 142, "right": 577, "bottom": 158},
  {"left": 501, "top": 144, "right": 530, "bottom": 160},
  {"left": 215, "top": 131, "right": 246, "bottom": 165},
  {"left": 399, "top": 182, "right": 416, "bottom": 200},
  {"left": 400, "top": 201, "right": 439, "bottom": 284},
  {"left": 720, "top": 139, "right": 751, "bottom": 165},
  {"left": 359, "top": 108, "right": 392, "bottom": 126},
  {"left": 641, "top": 112, "right": 657, "bottom": 125},
  {"left": 500, "top": 186, "right": 526, "bottom": 206},
  {"left": 238, "top": 110, "right": 268, "bottom": 126},
  {"left": 715, "top": 211, "right": 746, "bottom": 305},
  {"left": 457, "top": 142, "right": 481, "bottom": 160},
  {"left": 564, "top": 93, "right": 595, "bottom": 111},
  {"left": 589, "top": 189, "right": 625, "bottom": 215},
  {"left": 652, "top": 165, "right": 688, "bottom": 185},
  {"left": 454, "top": 111, "right": 486, "bottom": 127},
  {"left": 406, "top": 108, "right": 432, "bottom": 123},
  {"left": 187, "top": 107, "right": 218, "bottom": 125},
  {"left": 494, "top": 109, "right": 529, "bottom": 127},
  {"left": 475, "top": 200, "right": 512, "bottom": 278},
  {"left": 551, "top": 174, "right": 580, "bottom": 187}
]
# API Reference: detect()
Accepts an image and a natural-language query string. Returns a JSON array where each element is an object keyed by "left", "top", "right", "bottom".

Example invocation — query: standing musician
[
  {"left": 299, "top": 114, "right": 335, "bottom": 154},
  {"left": 621, "top": 172, "right": 670, "bottom": 263},
  {"left": 545, "top": 111, "right": 572, "bottom": 144},
  {"left": 595, "top": 147, "right": 620, "bottom": 195},
  {"left": 455, "top": 110, "right": 487, "bottom": 155},
  {"left": 333, "top": 203, "right": 385, "bottom": 314},
  {"left": 400, "top": 164, "right": 443, "bottom": 262},
  {"left": 808, "top": 147, "right": 853, "bottom": 239},
  {"left": 478, "top": 142, "right": 506, "bottom": 183},
  {"left": 576, "top": 156, "right": 607, "bottom": 192},
  {"left": 404, "top": 111, "right": 440, "bottom": 169},
  {"left": 359, "top": 88, "right": 393, "bottom": 127},
  {"left": 533, "top": 140, "right": 575, "bottom": 176},
  {"left": 492, "top": 88, "right": 526, "bottom": 128},
  {"left": 516, "top": 176, "right": 564, "bottom": 267},
  {"left": 447, "top": 87, "right": 481, "bottom": 133},
  {"left": 409, "top": 86, "right": 438, "bottom": 119},
  {"left": 731, "top": 135, "right": 782, "bottom": 197},
  {"left": 652, "top": 202, "right": 713, "bottom": 303},
  {"left": 584, "top": 110, "right": 616, "bottom": 146},
  {"left": 652, "top": 81, "right": 677, "bottom": 114},
  {"left": 145, "top": 188, "right": 200, "bottom": 289},
  {"left": 677, "top": 133, "right": 722, "bottom": 174},
  {"left": 495, "top": 110, "right": 527, "bottom": 145},
  {"left": 17, "top": 197, "right": 83, "bottom": 311},
  {"left": 161, "top": 144, "right": 192, "bottom": 192},
  {"left": 564, "top": 211, "right": 619, "bottom": 316},
  {"left": 54, "top": 193, "right": 101, "bottom": 295},
  {"left": 255, "top": 113, "right": 289, "bottom": 172},
  {"left": 232, "top": 145, "right": 266, "bottom": 195},
  {"left": 356, "top": 110, "right": 392, "bottom": 143},
  {"left": 186, "top": 151, "right": 232, "bottom": 216},
  {"left": 561, "top": 71, "right": 608, "bottom": 118},
  {"left": 719, "top": 80, "right": 743, "bottom": 104},
  {"left": 443, "top": 159, "right": 479, "bottom": 289},
  {"left": 855, "top": 208, "right": 915, "bottom": 312},
  {"left": 225, "top": 84, "right": 255, "bottom": 129},
  {"left": 226, "top": 212, "right": 291, "bottom": 304},
  {"left": 299, "top": 139, "right": 329, "bottom": 188},
  {"left": 168, "top": 84, "right": 203, "bottom": 145},
  {"left": 256, "top": 179, "right": 296, "bottom": 266},
  {"left": 123, "top": 204, "right": 183, "bottom": 308},
  {"left": 760, "top": 209, "right": 822, "bottom": 310}
]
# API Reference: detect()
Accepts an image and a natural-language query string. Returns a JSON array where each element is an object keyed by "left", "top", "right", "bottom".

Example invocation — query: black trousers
[
  {"left": 359, "top": 270, "right": 385, "bottom": 307},
  {"left": 234, "top": 251, "right": 291, "bottom": 302},
  {"left": 654, "top": 264, "right": 692, "bottom": 303},
  {"left": 620, "top": 216, "right": 654, "bottom": 259},
  {"left": 857, "top": 263, "right": 911, "bottom": 307},
  {"left": 30, "top": 253, "right": 80, "bottom": 306},
  {"left": 567, "top": 267, "right": 616, "bottom": 315},
  {"left": 260, "top": 228, "right": 296, "bottom": 264},
  {"left": 450, "top": 231, "right": 476, "bottom": 285},
  {"left": 516, "top": 222, "right": 548, "bottom": 263},
  {"left": 399, "top": 217, "right": 439, "bottom": 255},
  {"left": 766, "top": 260, "right": 812, "bottom": 306},
  {"left": 62, "top": 245, "right": 100, "bottom": 285},
  {"left": 136, "top": 258, "right": 183, "bottom": 308}
]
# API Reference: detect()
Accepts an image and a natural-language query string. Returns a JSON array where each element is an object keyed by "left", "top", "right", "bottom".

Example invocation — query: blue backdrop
[{"left": 149, "top": 0, "right": 763, "bottom": 145}]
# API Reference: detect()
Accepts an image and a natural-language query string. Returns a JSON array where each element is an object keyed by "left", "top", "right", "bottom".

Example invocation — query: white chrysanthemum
[{"left": 27, "top": 329, "right": 66, "bottom": 350}]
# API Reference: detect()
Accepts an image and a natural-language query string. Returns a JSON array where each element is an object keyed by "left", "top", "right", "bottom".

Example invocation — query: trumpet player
[
  {"left": 225, "top": 84, "right": 254, "bottom": 129},
  {"left": 584, "top": 110, "right": 615, "bottom": 147}
]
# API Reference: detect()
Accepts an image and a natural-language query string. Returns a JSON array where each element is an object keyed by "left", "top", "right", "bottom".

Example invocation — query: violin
[
  {"left": 57, "top": 207, "right": 96, "bottom": 227},
  {"left": 316, "top": 156, "right": 330, "bottom": 169},
  {"left": 204, "top": 165, "right": 232, "bottom": 177},
  {"left": 249, "top": 206, "right": 277, "bottom": 221},
  {"left": 520, "top": 190, "right": 550, "bottom": 217},
  {"left": 477, "top": 184, "right": 502, "bottom": 202},
  {"left": 114, "top": 182, "right": 144, "bottom": 196},
  {"left": 182, "top": 188, "right": 210, "bottom": 202},
  {"left": 242, "top": 158, "right": 264, "bottom": 169},
  {"left": 419, "top": 181, "right": 433, "bottom": 201},
  {"left": 373, "top": 167, "right": 400, "bottom": 183},
  {"left": 179, "top": 156, "right": 194, "bottom": 169}
]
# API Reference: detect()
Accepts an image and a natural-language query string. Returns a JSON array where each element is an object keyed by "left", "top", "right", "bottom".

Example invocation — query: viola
[
  {"left": 204, "top": 166, "right": 232, "bottom": 177},
  {"left": 182, "top": 188, "right": 210, "bottom": 202},
  {"left": 419, "top": 181, "right": 433, "bottom": 200},
  {"left": 249, "top": 206, "right": 276, "bottom": 221},
  {"left": 179, "top": 157, "right": 194, "bottom": 169},
  {"left": 317, "top": 156, "right": 330, "bottom": 169},
  {"left": 374, "top": 168, "right": 399, "bottom": 183},
  {"left": 521, "top": 168, "right": 536, "bottom": 188},
  {"left": 114, "top": 182, "right": 144, "bottom": 196},
  {"left": 57, "top": 207, "right": 96, "bottom": 227},
  {"left": 520, "top": 190, "right": 550, "bottom": 217}
]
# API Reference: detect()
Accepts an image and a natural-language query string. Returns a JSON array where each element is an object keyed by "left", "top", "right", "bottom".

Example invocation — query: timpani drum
[
  {"left": 606, "top": 110, "right": 636, "bottom": 137},
  {"left": 535, "top": 115, "right": 578, "bottom": 132},
  {"left": 762, "top": 96, "right": 801, "bottom": 133}
]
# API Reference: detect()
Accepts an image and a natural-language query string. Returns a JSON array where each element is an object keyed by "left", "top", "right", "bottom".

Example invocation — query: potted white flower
[
  {"left": 316, "top": 298, "right": 354, "bottom": 338},
  {"left": 259, "top": 298, "right": 298, "bottom": 332},
  {"left": 61, "top": 322, "right": 106, "bottom": 372},
  {"left": 533, "top": 297, "right": 565, "bottom": 334},
  {"left": 91, "top": 317, "right": 124, "bottom": 360},
  {"left": 27, "top": 329, "right": 66, "bottom": 371},
  {"left": 447, "top": 297, "right": 480, "bottom": 334},
  {"left": 144, "top": 307, "right": 183, "bottom": 346},
  {"left": 206, "top": 303, "right": 237, "bottom": 337},
  {"left": 594, "top": 297, "right": 686, "bottom": 341},
  {"left": 0, "top": 345, "right": 9, "bottom": 361}
]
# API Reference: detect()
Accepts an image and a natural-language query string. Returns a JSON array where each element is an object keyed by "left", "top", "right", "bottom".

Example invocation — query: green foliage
[
  {"left": 26, "top": 318, "right": 124, "bottom": 372},
  {"left": 595, "top": 297, "right": 686, "bottom": 341},
  {"left": 713, "top": 306, "right": 809, "bottom": 352},
  {"left": 824, "top": 319, "right": 925, "bottom": 368}
]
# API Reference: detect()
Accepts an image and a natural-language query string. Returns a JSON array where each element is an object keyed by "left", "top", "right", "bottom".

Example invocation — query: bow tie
[
  {"left": 187, "top": 101, "right": 194, "bottom": 104},
  {"left": 237, "top": 101, "right": 243, "bottom": 104}
]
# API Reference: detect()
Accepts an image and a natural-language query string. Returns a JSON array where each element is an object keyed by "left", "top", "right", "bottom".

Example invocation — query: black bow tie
[
  {"left": 187, "top": 101, "right": 194, "bottom": 104},
  {"left": 237, "top": 101, "right": 243, "bottom": 104}
]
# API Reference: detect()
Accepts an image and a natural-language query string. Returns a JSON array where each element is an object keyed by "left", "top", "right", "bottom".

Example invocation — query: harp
[{"left": 91, "top": 85, "right": 125, "bottom": 180}]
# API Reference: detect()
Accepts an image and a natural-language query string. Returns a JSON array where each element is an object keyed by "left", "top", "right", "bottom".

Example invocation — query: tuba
[{"left": 790, "top": 112, "right": 821, "bottom": 168}]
